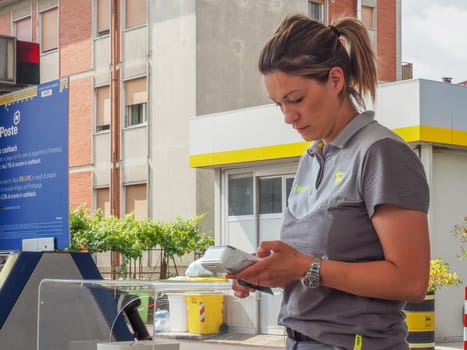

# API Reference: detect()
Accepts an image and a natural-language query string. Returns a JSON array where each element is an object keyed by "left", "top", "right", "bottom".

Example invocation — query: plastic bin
[
  {"left": 153, "top": 309, "right": 170, "bottom": 333},
  {"left": 167, "top": 293, "right": 187, "bottom": 332},
  {"left": 186, "top": 294, "right": 224, "bottom": 334}
]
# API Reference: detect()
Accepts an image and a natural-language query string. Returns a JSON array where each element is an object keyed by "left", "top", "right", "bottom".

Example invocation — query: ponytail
[{"left": 331, "top": 17, "right": 377, "bottom": 106}]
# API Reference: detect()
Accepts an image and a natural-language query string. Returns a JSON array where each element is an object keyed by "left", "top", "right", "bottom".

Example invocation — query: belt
[{"left": 286, "top": 327, "right": 316, "bottom": 342}]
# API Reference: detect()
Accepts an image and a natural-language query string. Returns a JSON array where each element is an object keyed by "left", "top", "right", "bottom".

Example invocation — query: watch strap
[{"left": 300, "top": 256, "right": 322, "bottom": 288}]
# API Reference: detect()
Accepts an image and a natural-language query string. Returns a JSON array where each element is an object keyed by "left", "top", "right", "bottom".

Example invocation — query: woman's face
[{"left": 264, "top": 70, "right": 342, "bottom": 143}]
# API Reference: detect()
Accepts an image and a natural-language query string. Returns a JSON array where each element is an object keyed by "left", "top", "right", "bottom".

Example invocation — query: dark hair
[{"left": 258, "top": 14, "right": 377, "bottom": 109}]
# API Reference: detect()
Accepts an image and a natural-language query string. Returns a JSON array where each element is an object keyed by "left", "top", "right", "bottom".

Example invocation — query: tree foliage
[{"left": 69, "top": 205, "right": 214, "bottom": 278}]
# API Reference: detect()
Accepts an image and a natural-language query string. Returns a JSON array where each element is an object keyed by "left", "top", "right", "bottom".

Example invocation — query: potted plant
[
  {"left": 403, "top": 258, "right": 462, "bottom": 350},
  {"left": 428, "top": 257, "right": 462, "bottom": 293},
  {"left": 452, "top": 216, "right": 467, "bottom": 260}
]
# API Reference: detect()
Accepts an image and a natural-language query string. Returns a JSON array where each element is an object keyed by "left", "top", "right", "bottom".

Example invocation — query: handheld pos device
[{"left": 201, "top": 245, "right": 273, "bottom": 294}]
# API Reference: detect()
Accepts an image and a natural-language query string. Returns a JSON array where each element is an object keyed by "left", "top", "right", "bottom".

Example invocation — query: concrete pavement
[
  {"left": 205, "top": 334, "right": 464, "bottom": 349},
  {"left": 159, "top": 333, "right": 464, "bottom": 349},
  {"left": 436, "top": 343, "right": 464, "bottom": 350}
]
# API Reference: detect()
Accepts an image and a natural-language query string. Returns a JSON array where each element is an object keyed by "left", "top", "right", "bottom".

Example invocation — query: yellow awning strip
[{"left": 190, "top": 126, "right": 467, "bottom": 168}]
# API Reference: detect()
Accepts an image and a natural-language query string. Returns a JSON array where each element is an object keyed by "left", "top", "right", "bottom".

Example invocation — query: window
[
  {"left": 228, "top": 174, "right": 253, "bottom": 216},
  {"left": 96, "top": 85, "right": 110, "bottom": 132},
  {"left": 285, "top": 177, "right": 294, "bottom": 202},
  {"left": 361, "top": 5, "right": 375, "bottom": 28},
  {"left": 361, "top": 5, "right": 376, "bottom": 49},
  {"left": 96, "top": 187, "right": 110, "bottom": 217},
  {"left": 126, "top": 104, "right": 146, "bottom": 126},
  {"left": 125, "top": 0, "right": 147, "bottom": 29},
  {"left": 40, "top": 7, "right": 58, "bottom": 52},
  {"left": 259, "top": 177, "right": 282, "bottom": 214},
  {"left": 14, "top": 17, "right": 32, "bottom": 42},
  {"left": 258, "top": 176, "right": 295, "bottom": 213},
  {"left": 125, "top": 77, "right": 147, "bottom": 127},
  {"left": 97, "top": 0, "right": 110, "bottom": 36},
  {"left": 308, "top": 0, "right": 326, "bottom": 23},
  {"left": 125, "top": 184, "right": 147, "bottom": 220}
]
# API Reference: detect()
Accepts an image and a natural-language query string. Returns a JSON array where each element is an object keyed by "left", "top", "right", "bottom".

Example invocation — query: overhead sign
[
  {"left": 0, "top": 36, "right": 15, "bottom": 84},
  {"left": 0, "top": 36, "right": 40, "bottom": 86},
  {"left": 0, "top": 78, "right": 69, "bottom": 250}
]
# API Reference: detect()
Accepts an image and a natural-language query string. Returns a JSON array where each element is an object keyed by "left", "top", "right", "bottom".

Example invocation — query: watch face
[
  {"left": 301, "top": 272, "right": 318, "bottom": 288},
  {"left": 310, "top": 275, "right": 319, "bottom": 288},
  {"left": 308, "top": 275, "right": 318, "bottom": 288},
  {"left": 300, "top": 276, "right": 308, "bottom": 287}
]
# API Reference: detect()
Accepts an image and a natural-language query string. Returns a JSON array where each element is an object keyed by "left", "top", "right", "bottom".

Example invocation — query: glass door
[{"left": 257, "top": 175, "right": 294, "bottom": 334}]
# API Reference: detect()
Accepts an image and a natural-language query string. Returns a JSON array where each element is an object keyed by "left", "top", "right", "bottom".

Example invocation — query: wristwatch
[{"left": 300, "top": 256, "right": 322, "bottom": 288}]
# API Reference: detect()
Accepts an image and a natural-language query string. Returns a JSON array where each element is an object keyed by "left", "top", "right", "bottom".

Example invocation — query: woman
[{"left": 226, "top": 14, "right": 430, "bottom": 350}]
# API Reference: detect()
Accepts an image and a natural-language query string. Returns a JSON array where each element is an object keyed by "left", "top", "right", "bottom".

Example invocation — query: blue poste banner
[{"left": 0, "top": 78, "right": 69, "bottom": 250}]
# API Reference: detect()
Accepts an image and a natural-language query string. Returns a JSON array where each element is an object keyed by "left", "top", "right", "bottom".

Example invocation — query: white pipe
[{"left": 396, "top": 0, "right": 402, "bottom": 80}]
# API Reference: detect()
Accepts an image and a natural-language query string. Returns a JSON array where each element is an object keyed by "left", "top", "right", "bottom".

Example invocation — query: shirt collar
[{"left": 308, "top": 111, "right": 375, "bottom": 155}]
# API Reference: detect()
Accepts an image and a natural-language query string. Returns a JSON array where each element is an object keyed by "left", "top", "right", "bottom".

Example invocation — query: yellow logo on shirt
[
  {"left": 294, "top": 184, "right": 310, "bottom": 193},
  {"left": 334, "top": 171, "right": 345, "bottom": 185}
]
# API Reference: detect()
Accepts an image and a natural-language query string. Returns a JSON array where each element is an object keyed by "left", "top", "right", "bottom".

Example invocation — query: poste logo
[
  {"left": 0, "top": 110, "right": 20, "bottom": 138},
  {"left": 334, "top": 171, "right": 345, "bottom": 185},
  {"left": 13, "top": 110, "right": 21, "bottom": 125}
]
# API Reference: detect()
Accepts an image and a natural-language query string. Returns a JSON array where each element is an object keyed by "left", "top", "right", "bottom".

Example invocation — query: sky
[{"left": 401, "top": 0, "right": 467, "bottom": 83}]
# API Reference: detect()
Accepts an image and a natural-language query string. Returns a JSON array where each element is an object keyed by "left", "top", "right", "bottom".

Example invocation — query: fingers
[
  {"left": 255, "top": 240, "right": 284, "bottom": 258},
  {"left": 258, "top": 240, "right": 288, "bottom": 252},
  {"left": 231, "top": 278, "right": 254, "bottom": 298},
  {"left": 227, "top": 241, "right": 300, "bottom": 294},
  {"left": 234, "top": 290, "right": 251, "bottom": 298}
]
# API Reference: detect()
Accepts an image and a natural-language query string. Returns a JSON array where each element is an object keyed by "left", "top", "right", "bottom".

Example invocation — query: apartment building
[{"left": 0, "top": 0, "right": 400, "bottom": 228}]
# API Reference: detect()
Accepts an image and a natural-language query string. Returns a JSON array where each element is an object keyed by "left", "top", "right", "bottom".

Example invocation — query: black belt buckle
[{"left": 286, "top": 327, "right": 314, "bottom": 342}]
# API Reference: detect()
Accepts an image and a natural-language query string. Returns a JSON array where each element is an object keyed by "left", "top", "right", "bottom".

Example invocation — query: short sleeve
[{"left": 361, "top": 138, "right": 430, "bottom": 218}]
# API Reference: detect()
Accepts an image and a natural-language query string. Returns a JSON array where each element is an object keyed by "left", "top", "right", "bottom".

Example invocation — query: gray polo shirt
[{"left": 279, "top": 111, "right": 429, "bottom": 350}]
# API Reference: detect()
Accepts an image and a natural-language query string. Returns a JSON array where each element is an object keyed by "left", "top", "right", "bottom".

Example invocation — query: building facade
[{"left": 0, "top": 0, "right": 401, "bottom": 228}]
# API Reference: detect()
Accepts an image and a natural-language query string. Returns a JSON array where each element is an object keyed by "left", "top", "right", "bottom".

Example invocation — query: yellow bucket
[{"left": 186, "top": 294, "right": 224, "bottom": 334}]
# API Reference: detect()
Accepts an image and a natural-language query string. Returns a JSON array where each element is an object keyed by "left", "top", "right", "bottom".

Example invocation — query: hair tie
[
  {"left": 329, "top": 25, "right": 351, "bottom": 57},
  {"left": 328, "top": 25, "right": 341, "bottom": 37}
]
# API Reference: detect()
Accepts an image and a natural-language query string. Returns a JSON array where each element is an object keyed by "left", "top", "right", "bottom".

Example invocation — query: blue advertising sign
[{"left": 0, "top": 78, "right": 69, "bottom": 250}]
